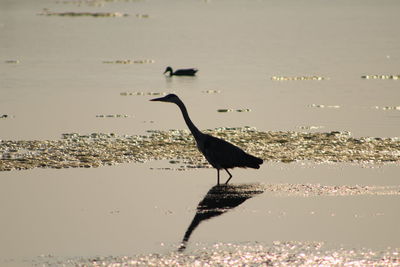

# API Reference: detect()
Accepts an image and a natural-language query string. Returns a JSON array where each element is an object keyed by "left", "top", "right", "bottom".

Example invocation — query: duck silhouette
[{"left": 163, "top": 66, "right": 198, "bottom": 76}]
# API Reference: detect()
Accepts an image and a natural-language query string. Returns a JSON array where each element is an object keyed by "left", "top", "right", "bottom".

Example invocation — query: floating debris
[
  {"left": 0, "top": 127, "right": 399, "bottom": 171},
  {"left": 135, "top": 14, "right": 149, "bottom": 18},
  {"left": 96, "top": 114, "right": 131, "bottom": 118},
  {"left": 4, "top": 60, "right": 19, "bottom": 64},
  {"left": 298, "top": 126, "right": 324, "bottom": 130},
  {"left": 39, "top": 9, "right": 129, "bottom": 17},
  {"left": 202, "top": 90, "right": 221, "bottom": 94},
  {"left": 374, "top": 106, "right": 400, "bottom": 111},
  {"left": 120, "top": 92, "right": 167, "bottom": 96},
  {"left": 217, "top": 109, "right": 251, "bottom": 113},
  {"left": 271, "top": 76, "right": 327, "bottom": 81},
  {"left": 55, "top": 0, "right": 105, "bottom": 6},
  {"left": 132, "top": 59, "right": 154, "bottom": 63},
  {"left": 217, "top": 109, "right": 233, "bottom": 113},
  {"left": 55, "top": 0, "right": 143, "bottom": 6},
  {"left": 0, "top": 114, "right": 10, "bottom": 119},
  {"left": 102, "top": 59, "right": 154, "bottom": 64},
  {"left": 361, "top": 74, "right": 400, "bottom": 80},
  {"left": 308, "top": 104, "right": 340, "bottom": 109}
]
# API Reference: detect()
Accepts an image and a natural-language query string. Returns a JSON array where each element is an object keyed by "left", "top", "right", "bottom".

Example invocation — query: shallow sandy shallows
[{"left": 1, "top": 127, "right": 399, "bottom": 171}]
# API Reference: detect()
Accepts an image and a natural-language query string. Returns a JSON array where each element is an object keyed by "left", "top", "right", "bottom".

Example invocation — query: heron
[
  {"left": 163, "top": 66, "right": 198, "bottom": 76},
  {"left": 150, "top": 94, "right": 263, "bottom": 184}
]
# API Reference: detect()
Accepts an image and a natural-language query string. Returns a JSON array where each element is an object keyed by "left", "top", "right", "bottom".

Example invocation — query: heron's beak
[{"left": 150, "top": 96, "right": 166, "bottom": 102}]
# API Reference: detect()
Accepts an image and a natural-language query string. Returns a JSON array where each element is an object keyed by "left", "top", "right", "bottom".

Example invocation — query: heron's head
[
  {"left": 163, "top": 66, "right": 173, "bottom": 75},
  {"left": 150, "top": 93, "right": 180, "bottom": 104}
]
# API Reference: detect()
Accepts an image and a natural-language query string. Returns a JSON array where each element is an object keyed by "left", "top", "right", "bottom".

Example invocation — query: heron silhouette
[
  {"left": 150, "top": 94, "right": 263, "bottom": 184},
  {"left": 163, "top": 66, "right": 198, "bottom": 76}
]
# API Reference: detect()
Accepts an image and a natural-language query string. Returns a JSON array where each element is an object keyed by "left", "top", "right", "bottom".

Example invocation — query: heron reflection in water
[
  {"left": 178, "top": 183, "right": 265, "bottom": 252},
  {"left": 150, "top": 94, "right": 263, "bottom": 184}
]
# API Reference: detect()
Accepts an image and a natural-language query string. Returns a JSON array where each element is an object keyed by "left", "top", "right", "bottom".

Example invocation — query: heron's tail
[{"left": 244, "top": 153, "right": 263, "bottom": 169}]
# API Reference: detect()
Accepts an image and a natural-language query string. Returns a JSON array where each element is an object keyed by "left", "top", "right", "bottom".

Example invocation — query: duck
[{"left": 163, "top": 66, "right": 198, "bottom": 76}]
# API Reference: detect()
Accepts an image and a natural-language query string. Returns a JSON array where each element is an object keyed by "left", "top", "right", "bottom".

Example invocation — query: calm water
[
  {"left": 1, "top": 0, "right": 400, "bottom": 266},
  {"left": 1, "top": 0, "right": 400, "bottom": 139}
]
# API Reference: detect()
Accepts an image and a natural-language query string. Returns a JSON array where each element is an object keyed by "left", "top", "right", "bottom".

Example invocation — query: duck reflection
[{"left": 179, "top": 183, "right": 265, "bottom": 251}]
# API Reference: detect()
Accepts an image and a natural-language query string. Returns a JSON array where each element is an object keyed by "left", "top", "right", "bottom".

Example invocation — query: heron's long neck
[{"left": 176, "top": 100, "right": 202, "bottom": 139}]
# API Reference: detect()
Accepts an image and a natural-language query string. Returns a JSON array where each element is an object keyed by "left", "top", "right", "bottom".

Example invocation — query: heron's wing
[{"left": 203, "top": 135, "right": 252, "bottom": 169}]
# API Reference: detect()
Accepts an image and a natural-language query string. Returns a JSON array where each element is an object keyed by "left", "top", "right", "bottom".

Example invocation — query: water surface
[{"left": 1, "top": 0, "right": 400, "bottom": 266}]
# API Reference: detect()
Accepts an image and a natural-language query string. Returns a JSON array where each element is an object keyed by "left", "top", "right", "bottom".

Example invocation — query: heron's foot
[{"left": 224, "top": 168, "right": 233, "bottom": 184}]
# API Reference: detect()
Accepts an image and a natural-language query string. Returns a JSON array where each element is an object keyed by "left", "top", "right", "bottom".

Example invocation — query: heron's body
[
  {"left": 164, "top": 66, "right": 198, "bottom": 76},
  {"left": 200, "top": 134, "right": 262, "bottom": 170},
  {"left": 150, "top": 94, "right": 263, "bottom": 184}
]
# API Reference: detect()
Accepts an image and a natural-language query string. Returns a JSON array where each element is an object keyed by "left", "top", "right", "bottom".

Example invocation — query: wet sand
[
  {"left": 1, "top": 0, "right": 400, "bottom": 266},
  {"left": 1, "top": 128, "right": 399, "bottom": 171}
]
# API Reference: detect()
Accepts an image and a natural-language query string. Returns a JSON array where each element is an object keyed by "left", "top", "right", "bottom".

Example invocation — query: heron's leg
[
  {"left": 224, "top": 169, "right": 233, "bottom": 184},
  {"left": 217, "top": 169, "right": 220, "bottom": 185}
]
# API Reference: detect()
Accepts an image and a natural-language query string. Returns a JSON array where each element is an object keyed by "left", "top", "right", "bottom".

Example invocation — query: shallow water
[
  {"left": 1, "top": 0, "right": 400, "bottom": 266},
  {"left": 1, "top": 164, "right": 400, "bottom": 266},
  {"left": 1, "top": 0, "right": 400, "bottom": 140}
]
